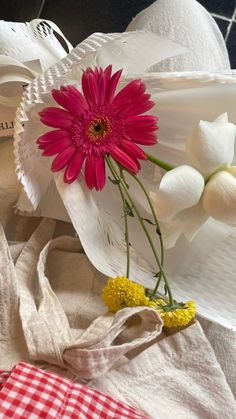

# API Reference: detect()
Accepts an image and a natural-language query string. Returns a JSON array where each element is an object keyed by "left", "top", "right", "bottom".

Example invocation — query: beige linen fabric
[
  {"left": 199, "top": 316, "right": 236, "bottom": 398},
  {"left": 0, "top": 138, "right": 20, "bottom": 229},
  {"left": 91, "top": 322, "right": 236, "bottom": 419},
  {"left": 0, "top": 218, "right": 236, "bottom": 417},
  {"left": 0, "top": 220, "right": 30, "bottom": 367},
  {"left": 0, "top": 219, "right": 163, "bottom": 380}
]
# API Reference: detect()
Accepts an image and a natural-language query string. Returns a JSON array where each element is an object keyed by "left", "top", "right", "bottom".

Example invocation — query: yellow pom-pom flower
[
  {"left": 156, "top": 300, "right": 196, "bottom": 328},
  {"left": 102, "top": 276, "right": 147, "bottom": 312},
  {"left": 144, "top": 297, "right": 165, "bottom": 308},
  {"left": 102, "top": 277, "right": 196, "bottom": 328}
]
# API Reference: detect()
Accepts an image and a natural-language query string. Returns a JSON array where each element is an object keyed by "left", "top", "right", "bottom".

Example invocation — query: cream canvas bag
[
  {"left": 0, "top": 218, "right": 163, "bottom": 379},
  {"left": 0, "top": 218, "right": 235, "bottom": 418}
]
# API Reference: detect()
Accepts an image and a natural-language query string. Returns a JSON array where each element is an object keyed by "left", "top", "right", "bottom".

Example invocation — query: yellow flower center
[{"left": 88, "top": 117, "right": 111, "bottom": 141}]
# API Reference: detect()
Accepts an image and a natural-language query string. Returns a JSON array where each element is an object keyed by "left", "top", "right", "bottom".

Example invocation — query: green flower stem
[
  {"left": 151, "top": 275, "right": 162, "bottom": 297},
  {"left": 118, "top": 170, "right": 130, "bottom": 278},
  {"left": 128, "top": 172, "right": 164, "bottom": 266},
  {"left": 146, "top": 153, "right": 174, "bottom": 172},
  {"left": 124, "top": 171, "right": 164, "bottom": 297},
  {"left": 106, "top": 155, "right": 174, "bottom": 306}
]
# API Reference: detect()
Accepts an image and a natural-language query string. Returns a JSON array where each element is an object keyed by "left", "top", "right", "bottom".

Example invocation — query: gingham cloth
[{"left": 0, "top": 363, "right": 148, "bottom": 418}]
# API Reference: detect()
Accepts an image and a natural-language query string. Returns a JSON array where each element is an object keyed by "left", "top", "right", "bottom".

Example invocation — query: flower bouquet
[
  {"left": 14, "top": 31, "right": 236, "bottom": 330},
  {"left": 31, "top": 59, "right": 236, "bottom": 329}
]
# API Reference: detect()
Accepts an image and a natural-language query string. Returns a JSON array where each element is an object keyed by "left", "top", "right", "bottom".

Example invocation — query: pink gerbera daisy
[{"left": 37, "top": 65, "right": 158, "bottom": 190}]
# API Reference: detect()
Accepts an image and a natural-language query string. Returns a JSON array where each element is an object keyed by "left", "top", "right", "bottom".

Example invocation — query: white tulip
[
  {"left": 151, "top": 113, "right": 236, "bottom": 247},
  {"left": 150, "top": 165, "right": 205, "bottom": 222},
  {"left": 202, "top": 169, "right": 236, "bottom": 224}
]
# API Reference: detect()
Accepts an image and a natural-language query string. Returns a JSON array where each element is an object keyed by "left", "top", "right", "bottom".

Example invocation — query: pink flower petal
[
  {"left": 37, "top": 130, "right": 69, "bottom": 145},
  {"left": 52, "top": 87, "right": 87, "bottom": 116},
  {"left": 106, "top": 69, "right": 122, "bottom": 104},
  {"left": 129, "top": 132, "right": 157, "bottom": 146},
  {"left": 126, "top": 98, "right": 155, "bottom": 116},
  {"left": 88, "top": 72, "right": 99, "bottom": 105},
  {"left": 125, "top": 115, "right": 158, "bottom": 129},
  {"left": 95, "top": 156, "right": 106, "bottom": 190},
  {"left": 120, "top": 139, "right": 147, "bottom": 160},
  {"left": 51, "top": 146, "right": 76, "bottom": 172},
  {"left": 126, "top": 124, "right": 158, "bottom": 135},
  {"left": 42, "top": 137, "right": 73, "bottom": 156},
  {"left": 39, "top": 107, "right": 74, "bottom": 129},
  {"left": 82, "top": 70, "right": 94, "bottom": 108},
  {"left": 85, "top": 155, "right": 96, "bottom": 189},
  {"left": 64, "top": 152, "right": 85, "bottom": 183},
  {"left": 98, "top": 72, "right": 106, "bottom": 105},
  {"left": 113, "top": 80, "right": 143, "bottom": 109},
  {"left": 62, "top": 85, "right": 88, "bottom": 112},
  {"left": 92, "top": 67, "right": 100, "bottom": 84},
  {"left": 125, "top": 119, "right": 159, "bottom": 141},
  {"left": 104, "top": 65, "right": 112, "bottom": 82},
  {"left": 119, "top": 96, "right": 155, "bottom": 118},
  {"left": 114, "top": 80, "right": 155, "bottom": 117},
  {"left": 110, "top": 147, "right": 139, "bottom": 173},
  {"left": 133, "top": 158, "right": 141, "bottom": 171}
]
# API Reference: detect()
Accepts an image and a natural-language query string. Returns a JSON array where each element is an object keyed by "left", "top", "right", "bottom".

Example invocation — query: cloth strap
[{"left": 1, "top": 219, "right": 163, "bottom": 379}]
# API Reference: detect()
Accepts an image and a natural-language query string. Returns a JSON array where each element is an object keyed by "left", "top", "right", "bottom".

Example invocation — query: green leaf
[
  {"left": 153, "top": 271, "right": 160, "bottom": 278},
  {"left": 142, "top": 218, "right": 155, "bottom": 226},
  {"left": 124, "top": 200, "right": 134, "bottom": 217},
  {"left": 156, "top": 226, "right": 162, "bottom": 236},
  {"left": 108, "top": 176, "right": 120, "bottom": 185}
]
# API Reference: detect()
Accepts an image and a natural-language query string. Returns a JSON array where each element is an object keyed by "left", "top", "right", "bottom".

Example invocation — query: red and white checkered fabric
[{"left": 0, "top": 362, "right": 148, "bottom": 418}]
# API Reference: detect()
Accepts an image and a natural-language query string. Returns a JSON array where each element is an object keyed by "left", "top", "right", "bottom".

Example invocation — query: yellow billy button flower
[
  {"left": 155, "top": 300, "right": 196, "bottom": 328},
  {"left": 102, "top": 276, "right": 147, "bottom": 312},
  {"left": 102, "top": 277, "right": 196, "bottom": 329},
  {"left": 144, "top": 297, "right": 166, "bottom": 308}
]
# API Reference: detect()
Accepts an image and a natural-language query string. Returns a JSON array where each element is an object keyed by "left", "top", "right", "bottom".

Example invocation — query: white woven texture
[
  {"left": 171, "top": 233, "right": 236, "bottom": 329},
  {"left": 0, "top": 20, "right": 72, "bottom": 72},
  {"left": 0, "top": 19, "right": 73, "bottom": 140},
  {"left": 127, "top": 0, "right": 230, "bottom": 72}
]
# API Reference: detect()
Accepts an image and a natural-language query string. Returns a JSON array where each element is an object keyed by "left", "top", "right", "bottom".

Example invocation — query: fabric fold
[{"left": 91, "top": 321, "right": 236, "bottom": 419}]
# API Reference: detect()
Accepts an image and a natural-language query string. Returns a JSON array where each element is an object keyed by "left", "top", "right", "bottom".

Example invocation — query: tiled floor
[{"left": 198, "top": 0, "right": 236, "bottom": 67}]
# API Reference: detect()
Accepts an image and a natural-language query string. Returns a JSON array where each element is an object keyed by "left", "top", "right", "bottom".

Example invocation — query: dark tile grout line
[
  {"left": 211, "top": 13, "right": 231, "bottom": 22},
  {"left": 224, "top": 5, "right": 236, "bottom": 42},
  {"left": 36, "top": 0, "right": 46, "bottom": 18},
  {"left": 211, "top": 6, "right": 236, "bottom": 42}
]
